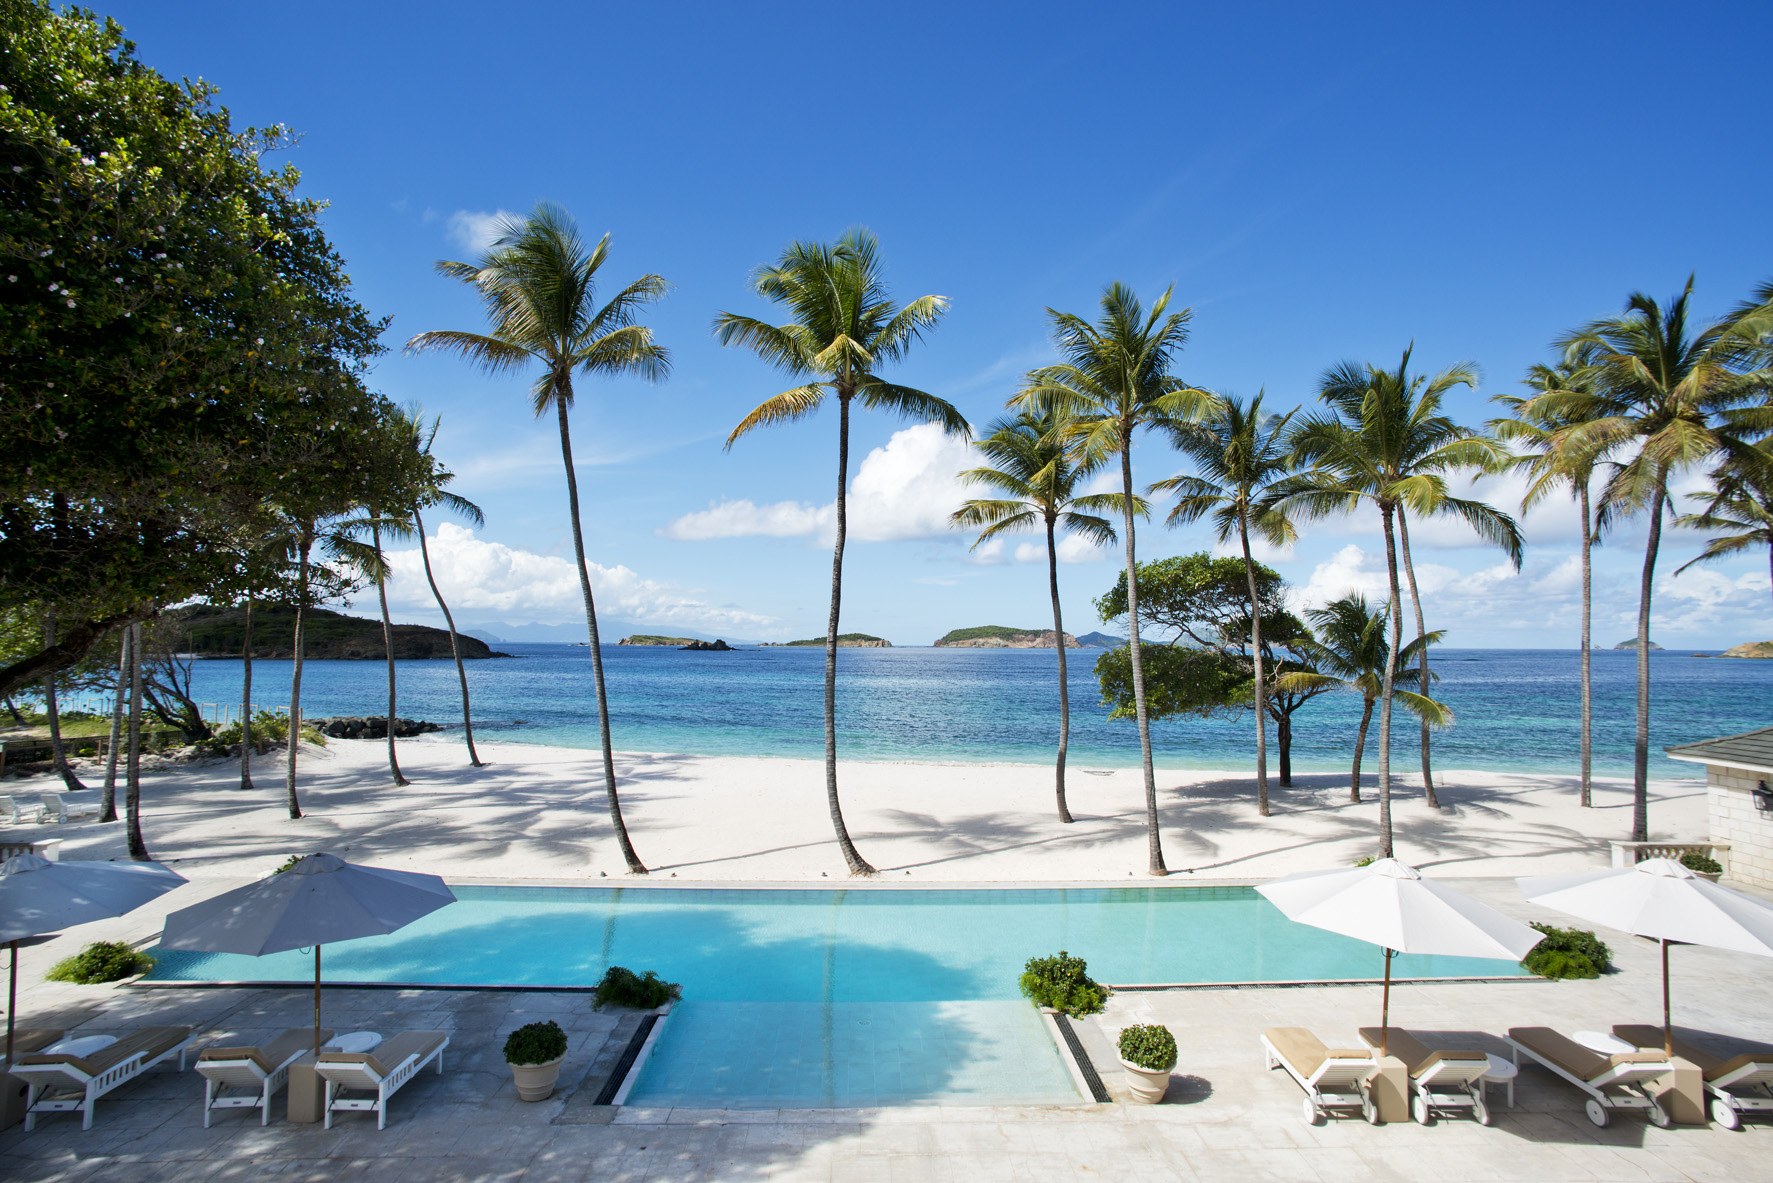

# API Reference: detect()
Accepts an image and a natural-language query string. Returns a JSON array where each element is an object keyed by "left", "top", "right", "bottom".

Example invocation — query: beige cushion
[
  {"left": 1359, "top": 1026, "right": 1486, "bottom": 1076},
  {"left": 17, "top": 1026, "right": 190, "bottom": 1077},
  {"left": 4, "top": 1029, "right": 64, "bottom": 1058},
  {"left": 1613, "top": 1024, "right": 1773, "bottom": 1081},
  {"left": 317, "top": 1030, "right": 446, "bottom": 1081},
  {"left": 1510, "top": 1027, "right": 1667, "bottom": 1082},
  {"left": 1266, "top": 1027, "right": 1367, "bottom": 1078},
  {"left": 199, "top": 1028, "right": 332, "bottom": 1075}
]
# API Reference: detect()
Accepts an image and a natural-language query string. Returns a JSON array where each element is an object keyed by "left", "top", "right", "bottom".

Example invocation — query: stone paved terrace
[{"left": 3, "top": 878, "right": 1771, "bottom": 1181}]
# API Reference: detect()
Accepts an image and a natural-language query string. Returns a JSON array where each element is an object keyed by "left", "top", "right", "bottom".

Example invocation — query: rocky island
[
  {"left": 762, "top": 634, "right": 892, "bottom": 647},
  {"left": 618, "top": 635, "right": 699, "bottom": 646},
  {"left": 1719, "top": 640, "right": 1773, "bottom": 659},
  {"left": 1611, "top": 639, "right": 1664, "bottom": 650},
  {"left": 171, "top": 605, "right": 511, "bottom": 660},
  {"left": 932, "top": 625, "right": 1126, "bottom": 648}
]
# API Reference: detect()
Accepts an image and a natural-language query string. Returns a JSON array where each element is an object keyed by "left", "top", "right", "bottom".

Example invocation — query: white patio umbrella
[
  {"left": 1518, "top": 857, "right": 1773, "bottom": 1055},
  {"left": 1258, "top": 859, "right": 1544, "bottom": 1056},
  {"left": 0, "top": 854, "right": 187, "bottom": 1063},
  {"left": 157, "top": 853, "right": 455, "bottom": 1056}
]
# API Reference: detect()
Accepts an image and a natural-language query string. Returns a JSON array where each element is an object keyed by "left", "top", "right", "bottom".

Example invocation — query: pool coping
[{"left": 445, "top": 876, "right": 1277, "bottom": 889}]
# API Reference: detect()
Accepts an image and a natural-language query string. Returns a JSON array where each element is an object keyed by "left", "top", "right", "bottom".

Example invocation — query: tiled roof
[{"left": 1665, "top": 725, "right": 1773, "bottom": 772}]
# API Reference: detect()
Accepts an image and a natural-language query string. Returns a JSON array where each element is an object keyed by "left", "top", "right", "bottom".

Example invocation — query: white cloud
[
  {"left": 377, "top": 524, "right": 775, "bottom": 633},
  {"left": 1013, "top": 535, "right": 1111, "bottom": 565},
  {"left": 663, "top": 498, "right": 826, "bottom": 541},
  {"left": 445, "top": 209, "right": 520, "bottom": 254}
]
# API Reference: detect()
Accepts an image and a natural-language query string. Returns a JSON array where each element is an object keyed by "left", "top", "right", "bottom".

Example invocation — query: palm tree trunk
[
  {"left": 415, "top": 506, "right": 481, "bottom": 766},
  {"left": 125, "top": 622, "right": 149, "bottom": 861},
  {"left": 373, "top": 523, "right": 409, "bottom": 787},
  {"left": 239, "top": 597, "right": 254, "bottom": 791},
  {"left": 1275, "top": 704, "right": 1292, "bottom": 787},
  {"left": 100, "top": 631, "right": 124, "bottom": 822},
  {"left": 1578, "top": 479, "right": 1593, "bottom": 808},
  {"left": 556, "top": 397, "right": 646, "bottom": 874},
  {"left": 1395, "top": 511, "right": 1437, "bottom": 808},
  {"left": 284, "top": 530, "right": 311, "bottom": 821},
  {"left": 1630, "top": 473, "right": 1668, "bottom": 843},
  {"left": 1377, "top": 505, "right": 1401, "bottom": 859},
  {"left": 1121, "top": 444, "right": 1166, "bottom": 875},
  {"left": 42, "top": 616, "right": 88, "bottom": 793},
  {"left": 1238, "top": 512, "right": 1269, "bottom": 817},
  {"left": 822, "top": 393, "right": 873, "bottom": 875},
  {"left": 1352, "top": 698, "right": 1374, "bottom": 803},
  {"left": 1046, "top": 514, "right": 1073, "bottom": 824}
]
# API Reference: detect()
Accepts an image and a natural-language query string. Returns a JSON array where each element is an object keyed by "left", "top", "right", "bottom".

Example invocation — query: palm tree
[
  {"left": 1538, "top": 279, "right": 1773, "bottom": 841},
  {"left": 1277, "top": 595, "right": 1450, "bottom": 803},
  {"left": 717, "top": 229, "right": 964, "bottom": 876},
  {"left": 1676, "top": 443, "right": 1773, "bottom": 612},
  {"left": 1014, "top": 284, "right": 1218, "bottom": 876},
  {"left": 952, "top": 409, "right": 1128, "bottom": 823},
  {"left": 280, "top": 511, "right": 372, "bottom": 819},
  {"left": 1277, "top": 348, "right": 1520, "bottom": 856},
  {"left": 1491, "top": 359, "right": 1608, "bottom": 807},
  {"left": 409, "top": 203, "right": 668, "bottom": 874},
  {"left": 40, "top": 614, "right": 89, "bottom": 794},
  {"left": 1151, "top": 392, "right": 1297, "bottom": 817}
]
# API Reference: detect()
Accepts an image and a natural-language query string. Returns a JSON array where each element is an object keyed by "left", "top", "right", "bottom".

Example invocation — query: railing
[
  {"left": 0, "top": 837, "right": 63, "bottom": 863},
  {"left": 1609, "top": 840, "right": 1731, "bottom": 876}
]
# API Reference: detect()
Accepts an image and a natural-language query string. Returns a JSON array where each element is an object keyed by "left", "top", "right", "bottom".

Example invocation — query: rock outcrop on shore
[
  {"left": 933, "top": 625, "right": 1080, "bottom": 648},
  {"left": 617, "top": 635, "right": 698, "bottom": 646},
  {"left": 309, "top": 716, "right": 442, "bottom": 739},
  {"left": 679, "top": 639, "right": 732, "bottom": 651},
  {"left": 172, "top": 605, "right": 512, "bottom": 661},
  {"left": 1719, "top": 640, "right": 1773, "bottom": 659},
  {"left": 762, "top": 634, "right": 891, "bottom": 647}
]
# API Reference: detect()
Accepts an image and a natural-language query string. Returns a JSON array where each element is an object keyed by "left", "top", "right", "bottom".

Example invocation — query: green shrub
[
  {"left": 503, "top": 1019, "right": 568, "bottom": 1065},
  {"left": 1522, "top": 923, "right": 1613, "bottom": 980},
  {"left": 1117, "top": 1023, "right": 1177, "bottom": 1071},
  {"left": 46, "top": 941, "right": 155, "bottom": 983},
  {"left": 592, "top": 965, "right": 681, "bottom": 1011},
  {"left": 1018, "top": 950, "right": 1110, "bottom": 1017},
  {"left": 1353, "top": 856, "right": 1376, "bottom": 867},
  {"left": 201, "top": 711, "right": 323, "bottom": 756},
  {"left": 1680, "top": 850, "right": 1723, "bottom": 875}
]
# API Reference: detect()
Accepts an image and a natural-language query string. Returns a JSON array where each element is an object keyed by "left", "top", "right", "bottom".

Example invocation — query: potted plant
[
  {"left": 1117, "top": 1023, "right": 1176, "bottom": 1104},
  {"left": 1680, "top": 850, "right": 1723, "bottom": 882},
  {"left": 504, "top": 1019, "right": 569, "bottom": 1101}
]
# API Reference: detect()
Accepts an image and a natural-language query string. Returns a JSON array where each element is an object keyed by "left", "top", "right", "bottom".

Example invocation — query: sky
[{"left": 101, "top": 0, "right": 1773, "bottom": 648}]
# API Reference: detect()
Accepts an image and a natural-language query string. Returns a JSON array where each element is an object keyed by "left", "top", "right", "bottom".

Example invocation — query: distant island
[
  {"left": 1611, "top": 639, "right": 1664, "bottom": 650},
  {"left": 1719, "top": 640, "right": 1773, "bottom": 659},
  {"left": 762, "top": 633, "right": 892, "bottom": 648},
  {"left": 171, "top": 605, "right": 511, "bottom": 661},
  {"left": 617, "top": 635, "right": 699, "bottom": 646},
  {"left": 1073, "top": 631, "right": 1127, "bottom": 648},
  {"left": 934, "top": 625, "right": 1081, "bottom": 648}
]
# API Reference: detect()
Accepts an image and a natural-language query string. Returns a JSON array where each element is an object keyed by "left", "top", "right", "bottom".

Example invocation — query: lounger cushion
[
  {"left": 317, "top": 1030, "right": 446, "bottom": 1081},
  {"left": 1359, "top": 1026, "right": 1486, "bottom": 1076},
  {"left": 1265, "top": 1027, "right": 1368, "bottom": 1077},
  {"left": 1509, "top": 1027, "right": 1668, "bottom": 1082},
  {"left": 4, "top": 1029, "right": 65, "bottom": 1058},
  {"left": 198, "top": 1046, "right": 275, "bottom": 1075},
  {"left": 1612, "top": 1024, "right": 1773, "bottom": 1081},
  {"left": 200, "top": 1027, "right": 334, "bottom": 1076},
  {"left": 16, "top": 1026, "right": 190, "bottom": 1077}
]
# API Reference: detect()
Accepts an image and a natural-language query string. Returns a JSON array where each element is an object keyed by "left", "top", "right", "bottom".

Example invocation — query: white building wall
[{"left": 1708, "top": 764, "right": 1773, "bottom": 890}]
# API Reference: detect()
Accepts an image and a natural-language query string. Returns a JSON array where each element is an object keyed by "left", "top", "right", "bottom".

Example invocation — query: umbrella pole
[
  {"left": 314, "top": 945, "right": 322, "bottom": 1057},
  {"left": 6, "top": 938, "right": 16, "bottom": 1068},
  {"left": 1662, "top": 937, "right": 1672, "bottom": 1057},
  {"left": 1380, "top": 948, "right": 1394, "bottom": 1058}
]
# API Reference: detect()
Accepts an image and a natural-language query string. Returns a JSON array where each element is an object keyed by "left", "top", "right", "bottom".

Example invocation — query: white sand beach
[{"left": 20, "top": 735, "right": 1707, "bottom": 882}]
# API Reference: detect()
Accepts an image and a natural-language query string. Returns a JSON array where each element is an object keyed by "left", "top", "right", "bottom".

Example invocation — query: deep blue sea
[{"left": 116, "top": 643, "right": 1773, "bottom": 778}]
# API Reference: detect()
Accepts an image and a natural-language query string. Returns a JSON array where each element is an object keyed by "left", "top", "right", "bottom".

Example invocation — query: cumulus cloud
[
  {"left": 1013, "top": 535, "right": 1111, "bottom": 565},
  {"left": 377, "top": 524, "right": 774, "bottom": 632},
  {"left": 445, "top": 209, "right": 521, "bottom": 254}
]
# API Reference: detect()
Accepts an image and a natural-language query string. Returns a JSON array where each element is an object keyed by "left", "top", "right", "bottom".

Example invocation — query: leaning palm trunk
[
  {"left": 372, "top": 523, "right": 408, "bottom": 787},
  {"left": 1376, "top": 507, "right": 1402, "bottom": 858},
  {"left": 1121, "top": 445, "right": 1166, "bottom": 875},
  {"left": 1395, "top": 512, "right": 1439, "bottom": 808},
  {"left": 415, "top": 506, "right": 481, "bottom": 766},
  {"left": 239, "top": 597, "right": 254, "bottom": 791},
  {"left": 100, "top": 631, "right": 125, "bottom": 822},
  {"left": 42, "top": 616, "right": 88, "bottom": 793},
  {"left": 1351, "top": 697, "right": 1375, "bottom": 803},
  {"left": 284, "top": 532, "right": 312, "bottom": 820},
  {"left": 556, "top": 398, "right": 646, "bottom": 874},
  {"left": 125, "top": 622, "right": 150, "bottom": 861},
  {"left": 1237, "top": 511, "right": 1269, "bottom": 817},
  {"left": 822, "top": 395, "right": 873, "bottom": 874},
  {"left": 1046, "top": 514, "right": 1074, "bottom": 824},
  {"left": 1630, "top": 473, "right": 1668, "bottom": 843},
  {"left": 1578, "top": 481, "right": 1593, "bottom": 808}
]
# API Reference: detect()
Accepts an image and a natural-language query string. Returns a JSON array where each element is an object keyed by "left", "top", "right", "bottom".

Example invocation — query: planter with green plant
[
  {"left": 1679, "top": 850, "right": 1723, "bottom": 882},
  {"left": 503, "top": 1019, "right": 569, "bottom": 1100},
  {"left": 1116, "top": 1023, "right": 1177, "bottom": 1103},
  {"left": 1018, "top": 951, "right": 1109, "bottom": 1018}
]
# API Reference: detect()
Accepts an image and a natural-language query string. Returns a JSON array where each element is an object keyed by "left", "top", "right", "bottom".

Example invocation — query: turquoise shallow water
[{"left": 150, "top": 644, "right": 1773, "bottom": 776}]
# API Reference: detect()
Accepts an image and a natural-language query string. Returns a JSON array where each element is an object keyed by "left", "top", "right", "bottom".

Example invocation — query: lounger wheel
[
  {"left": 1472, "top": 1095, "right": 1491, "bottom": 1126},
  {"left": 1411, "top": 1094, "right": 1431, "bottom": 1125},
  {"left": 1363, "top": 1094, "right": 1380, "bottom": 1125},
  {"left": 1711, "top": 1099, "right": 1740, "bottom": 1130},
  {"left": 1648, "top": 1102, "right": 1671, "bottom": 1129},
  {"left": 1584, "top": 1099, "right": 1609, "bottom": 1128},
  {"left": 1303, "top": 1096, "right": 1324, "bottom": 1126}
]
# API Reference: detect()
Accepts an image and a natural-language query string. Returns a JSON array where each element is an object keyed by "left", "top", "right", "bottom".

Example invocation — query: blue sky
[{"left": 105, "top": 1, "right": 1773, "bottom": 647}]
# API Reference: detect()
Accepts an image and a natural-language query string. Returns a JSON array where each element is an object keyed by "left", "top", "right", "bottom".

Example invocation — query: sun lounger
[
  {"left": 1506, "top": 1026, "right": 1674, "bottom": 1128},
  {"left": 3, "top": 1029, "right": 66, "bottom": 1064},
  {"left": 1, "top": 795, "right": 47, "bottom": 825},
  {"left": 196, "top": 1027, "right": 335, "bottom": 1127},
  {"left": 315, "top": 1030, "right": 448, "bottom": 1129},
  {"left": 1262, "top": 1027, "right": 1377, "bottom": 1125},
  {"left": 39, "top": 793, "right": 99, "bottom": 824},
  {"left": 1613, "top": 1024, "right": 1773, "bottom": 1130},
  {"left": 14, "top": 1026, "right": 192, "bottom": 1130},
  {"left": 1358, "top": 1027, "right": 1493, "bottom": 1125}
]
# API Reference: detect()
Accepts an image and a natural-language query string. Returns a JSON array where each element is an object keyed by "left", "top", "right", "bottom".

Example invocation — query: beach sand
[{"left": 20, "top": 735, "right": 1707, "bottom": 881}]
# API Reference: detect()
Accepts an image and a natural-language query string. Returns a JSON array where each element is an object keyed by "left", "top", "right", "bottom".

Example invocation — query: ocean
[{"left": 142, "top": 643, "right": 1772, "bottom": 779}]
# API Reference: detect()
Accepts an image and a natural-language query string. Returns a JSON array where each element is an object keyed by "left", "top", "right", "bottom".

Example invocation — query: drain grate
[
  {"left": 1052, "top": 1013, "right": 1109, "bottom": 1103},
  {"left": 594, "top": 1013, "right": 658, "bottom": 1105}
]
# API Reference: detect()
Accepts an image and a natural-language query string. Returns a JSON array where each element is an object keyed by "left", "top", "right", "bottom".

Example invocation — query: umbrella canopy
[
  {"left": 0, "top": 854, "right": 187, "bottom": 1062},
  {"left": 1258, "top": 859, "right": 1543, "bottom": 1055},
  {"left": 1519, "top": 857, "right": 1773, "bottom": 1052},
  {"left": 157, "top": 853, "right": 455, "bottom": 1055}
]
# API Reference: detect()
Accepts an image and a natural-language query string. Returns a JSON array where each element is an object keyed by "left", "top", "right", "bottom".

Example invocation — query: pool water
[{"left": 147, "top": 885, "right": 1525, "bottom": 1108}]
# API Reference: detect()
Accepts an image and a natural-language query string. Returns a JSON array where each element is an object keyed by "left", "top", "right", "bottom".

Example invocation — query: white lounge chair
[
  {"left": 316, "top": 1030, "right": 448, "bottom": 1130},
  {"left": 14, "top": 1026, "right": 192, "bottom": 1130},
  {"left": 1359, "top": 1026, "right": 1494, "bottom": 1125},
  {"left": 1614, "top": 1024, "right": 1773, "bottom": 1130},
  {"left": 195, "top": 1027, "right": 335, "bottom": 1127},
  {"left": 1, "top": 795, "right": 48, "bottom": 825},
  {"left": 40, "top": 794, "right": 100, "bottom": 824},
  {"left": 1507, "top": 1026, "right": 1674, "bottom": 1128},
  {"left": 1262, "top": 1027, "right": 1377, "bottom": 1125}
]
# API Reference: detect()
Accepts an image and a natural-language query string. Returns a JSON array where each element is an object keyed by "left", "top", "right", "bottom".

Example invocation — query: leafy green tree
[
  {"left": 410, "top": 204, "right": 667, "bottom": 874},
  {"left": 1015, "top": 285, "right": 1217, "bottom": 875},
  {"left": 1275, "top": 348, "right": 1518, "bottom": 854},
  {"left": 718, "top": 229, "right": 964, "bottom": 876},
  {"left": 1277, "top": 595, "right": 1449, "bottom": 804},
  {"left": 1536, "top": 279, "right": 1773, "bottom": 841},
  {"left": 952, "top": 409, "right": 1131, "bottom": 823},
  {"left": 1151, "top": 393, "right": 1298, "bottom": 816},
  {"left": 1676, "top": 442, "right": 1773, "bottom": 613}
]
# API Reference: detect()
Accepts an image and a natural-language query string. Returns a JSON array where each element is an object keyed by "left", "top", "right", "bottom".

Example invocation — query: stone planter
[
  {"left": 1118, "top": 1057, "right": 1171, "bottom": 1104},
  {"left": 510, "top": 1056, "right": 564, "bottom": 1101},
  {"left": 1691, "top": 869, "right": 1722, "bottom": 883}
]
